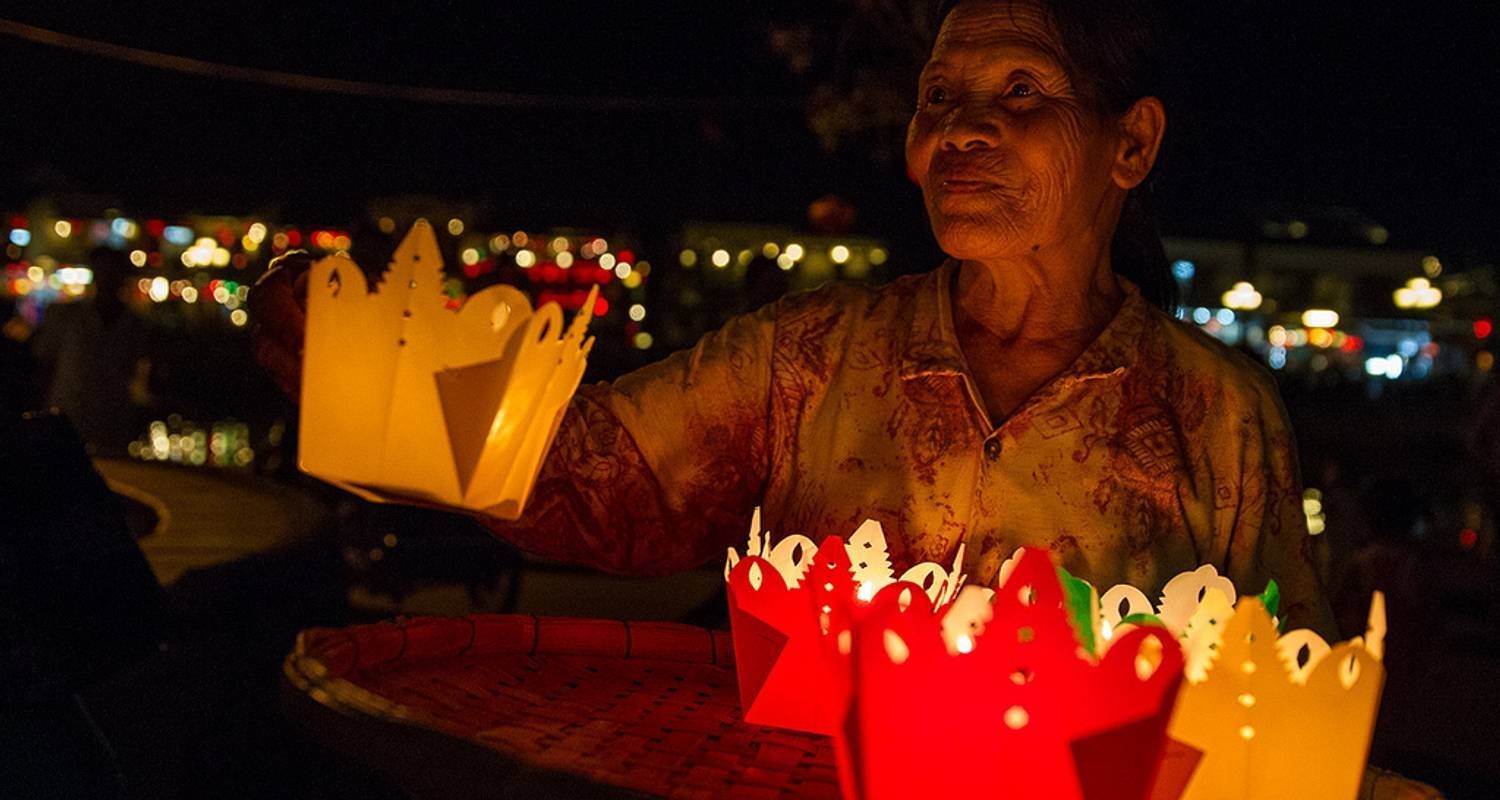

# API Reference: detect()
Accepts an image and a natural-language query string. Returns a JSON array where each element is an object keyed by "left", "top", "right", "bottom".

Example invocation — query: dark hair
[{"left": 936, "top": 0, "right": 1176, "bottom": 311}]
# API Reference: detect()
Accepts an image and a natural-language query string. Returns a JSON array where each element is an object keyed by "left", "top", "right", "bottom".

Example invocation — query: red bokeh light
[
  {"left": 594, "top": 296, "right": 610, "bottom": 316},
  {"left": 1340, "top": 335, "right": 1364, "bottom": 353},
  {"left": 1475, "top": 318, "right": 1493, "bottom": 339},
  {"left": 1460, "top": 528, "right": 1478, "bottom": 550}
]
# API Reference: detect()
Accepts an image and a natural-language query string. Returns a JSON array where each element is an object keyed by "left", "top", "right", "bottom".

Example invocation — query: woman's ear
[{"left": 1112, "top": 96, "right": 1167, "bottom": 190}]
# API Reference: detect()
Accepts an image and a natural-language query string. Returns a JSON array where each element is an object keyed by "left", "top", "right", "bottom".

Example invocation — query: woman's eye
[{"left": 924, "top": 85, "right": 949, "bottom": 105}]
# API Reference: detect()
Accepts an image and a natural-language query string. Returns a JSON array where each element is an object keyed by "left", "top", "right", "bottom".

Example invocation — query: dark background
[
  {"left": 4, "top": 2, "right": 1500, "bottom": 798},
  {"left": 4, "top": 1, "right": 1498, "bottom": 252}
]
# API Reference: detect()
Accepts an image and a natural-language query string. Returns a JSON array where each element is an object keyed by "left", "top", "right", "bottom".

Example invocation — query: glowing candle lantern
[
  {"left": 1166, "top": 592, "right": 1385, "bottom": 799},
  {"left": 1082, "top": 564, "right": 1388, "bottom": 799},
  {"left": 822, "top": 547, "right": 1388, "bottom": 798},
  {"left": 724, "top": 509, "right": 965, "bottom": 735},
  {"left": 839, "top": 547, "right": 1185, "bottom": 800},
  {"left": 298, "top": 221, "right": 596, "bottom": 518}
]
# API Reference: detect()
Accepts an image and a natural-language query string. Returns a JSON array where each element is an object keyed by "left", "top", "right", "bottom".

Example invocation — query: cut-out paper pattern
[
  {"left": 1166, "top": 590, "right": 1386, "bottom": 800},
  {"left": 724, "top": 508, "right": 965, "bottom": 735},
  {"left": 298, "top": 221, "right": 595, "bottom": 518},
  {"left": 1063, "top": 562, "right": 1388, "bottom": 796},
  {"left": 839, "top": 547, "right": 1185, "bottom": 800},
  {"left": 1090, "top": 565, "right": 1285, "bottom": 661},
  {"left": 1098, "top": 563, "right": 1243, "bottom": 640}
]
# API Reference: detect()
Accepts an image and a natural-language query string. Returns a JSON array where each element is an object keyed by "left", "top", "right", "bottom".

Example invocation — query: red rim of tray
[{"left": 285, "top": 614, "right": 840, "bottom": 799}]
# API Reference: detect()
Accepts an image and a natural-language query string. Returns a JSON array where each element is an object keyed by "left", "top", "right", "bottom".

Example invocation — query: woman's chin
[{"left": 932, "top": 217, "right": 1027, "bottom": 262}]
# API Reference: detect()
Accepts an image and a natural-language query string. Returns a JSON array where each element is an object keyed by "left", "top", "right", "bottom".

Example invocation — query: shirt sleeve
[
  {"left": 1224, "top": 374, "right": 1340, "bottom": 638},
  {"left": 479, "top": 301, "right": 778, "bottom": 576}
]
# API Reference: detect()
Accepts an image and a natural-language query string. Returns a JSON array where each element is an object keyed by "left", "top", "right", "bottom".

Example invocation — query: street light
[
  {"left": 1222, "top": 281, "right": 1263, "bottom": 311},
  {"left": 1301, "top": 309, "right": 1339, "bottom": 329}
]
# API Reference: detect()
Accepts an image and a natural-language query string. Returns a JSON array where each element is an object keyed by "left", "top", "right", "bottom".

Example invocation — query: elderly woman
[{"left": 254, "top": 0, "right": 1332, "bottom": 635}]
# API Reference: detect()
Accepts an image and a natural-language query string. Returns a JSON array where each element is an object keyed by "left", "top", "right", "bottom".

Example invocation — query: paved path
[{"left": 94, "top": 458, "right": 329, "bottom": 587}]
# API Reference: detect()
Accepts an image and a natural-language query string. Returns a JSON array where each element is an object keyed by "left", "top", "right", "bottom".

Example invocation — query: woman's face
[{"left": 906, "top": 0, "right": 1130, "bottom": 263}]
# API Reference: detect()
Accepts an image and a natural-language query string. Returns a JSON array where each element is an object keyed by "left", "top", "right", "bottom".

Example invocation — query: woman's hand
[{"left": 249, "top": 250, "right": 315, "bottom": 400}]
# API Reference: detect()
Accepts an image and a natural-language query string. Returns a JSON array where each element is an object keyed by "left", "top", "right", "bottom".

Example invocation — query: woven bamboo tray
[
  {"left": 283, "top": 614, "right": 1441, "bottom": 800},
  {"left": 284, "top": 614, "right": 840, "bottom": 799}
]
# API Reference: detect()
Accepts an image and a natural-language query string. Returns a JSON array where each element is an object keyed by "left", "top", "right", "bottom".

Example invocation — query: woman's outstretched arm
[{"left": 481, "top": 302, "right": 778, "bottom": 575}]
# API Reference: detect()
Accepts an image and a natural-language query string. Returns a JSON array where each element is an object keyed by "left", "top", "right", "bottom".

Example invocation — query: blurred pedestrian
[
  {"left": 30, "top": 247, "right": 155, "bottom": 455},
  {"left": 0, "top": 297, "right": 43, "bottom": 419}
]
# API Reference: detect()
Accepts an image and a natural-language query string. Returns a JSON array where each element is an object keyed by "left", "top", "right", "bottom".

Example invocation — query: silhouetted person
[
  {"left": 1471, "top": 373, "right": 1500, "bottom": 558},
  {"left": 1333, "top": 478, "right": 1429, "bottom": 667},
  {"left": 0, "top": 298, "right": 43, "bottom": 419},
  {"left": 31, "top": 247, "right": 153, "bottom": 455}
]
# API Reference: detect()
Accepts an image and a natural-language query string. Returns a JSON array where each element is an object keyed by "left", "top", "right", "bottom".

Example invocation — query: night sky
[{"left": 3, "top": 1, "right": 1497, "bottom": 254}]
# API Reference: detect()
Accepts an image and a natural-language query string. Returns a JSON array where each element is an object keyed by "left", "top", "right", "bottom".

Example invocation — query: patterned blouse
[{"left": 488, "top": 260, "right": 1336, "bottom": 635}]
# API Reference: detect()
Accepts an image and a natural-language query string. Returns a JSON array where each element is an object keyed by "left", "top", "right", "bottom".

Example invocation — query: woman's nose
[{"left": 939, "top": 102, "right": 1004, "bottom": 151}]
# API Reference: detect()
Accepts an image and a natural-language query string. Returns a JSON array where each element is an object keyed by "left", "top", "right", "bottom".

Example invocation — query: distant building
[{"left": 1162, "top": 208, "right": 1493, "bottom": 385}]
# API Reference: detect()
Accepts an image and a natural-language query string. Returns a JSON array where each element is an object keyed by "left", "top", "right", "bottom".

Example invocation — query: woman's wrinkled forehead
[{"left": 929, "top": 1, "right": 1067, "bottom": 70}]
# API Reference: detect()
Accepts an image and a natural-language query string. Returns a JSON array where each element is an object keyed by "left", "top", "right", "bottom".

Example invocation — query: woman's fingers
[
  {"left": 250, "top": 250, "right": 316, "bottom": 399},
  {"left": 292, "top": 268, "right": 309, "bottom": 311},
  {"left": 252, "top": 273, "right": 307, "bottom": 355},
  {"left": 253, "top": 329, "right": 303, "bottom": 399}
]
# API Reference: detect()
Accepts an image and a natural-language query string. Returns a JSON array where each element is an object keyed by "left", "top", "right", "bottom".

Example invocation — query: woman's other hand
[{"left": 249, "top": 250, "right": 314, "bottom": 400}]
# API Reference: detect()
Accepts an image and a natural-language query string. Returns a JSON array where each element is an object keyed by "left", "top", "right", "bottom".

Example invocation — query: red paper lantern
[
  {"left": 838, "top": 547, "right": 1185, "bottom": 800},
  {"left": 726, "top": 534, "right": 956, "bottom": 736}
]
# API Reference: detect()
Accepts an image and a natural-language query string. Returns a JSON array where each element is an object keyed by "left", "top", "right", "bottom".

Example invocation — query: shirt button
[{"left": 984, "top": 438, "right": 1003, "bottom": 462}]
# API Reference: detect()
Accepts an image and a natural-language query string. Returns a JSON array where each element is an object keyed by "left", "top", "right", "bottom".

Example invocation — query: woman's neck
[{"left": 953, "top": 246, "right": 1123, "bottom": 348}]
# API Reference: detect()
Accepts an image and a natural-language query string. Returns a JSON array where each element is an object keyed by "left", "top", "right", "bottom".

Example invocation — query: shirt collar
[{"left": 898, "top": 259, "right": 1150, "bottom": 383}]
